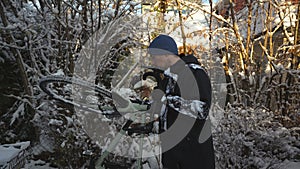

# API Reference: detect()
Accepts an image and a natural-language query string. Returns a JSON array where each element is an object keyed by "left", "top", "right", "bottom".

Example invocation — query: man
[{"left": 146, "top": 34, "right": 215, "bottom": 169}]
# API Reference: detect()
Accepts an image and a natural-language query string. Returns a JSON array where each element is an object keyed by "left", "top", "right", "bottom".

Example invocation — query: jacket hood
[
  {"left": 169, "top": 54, "right": 200, "bottom": 74},
  {"left": 180, "top": 54, "right": 200, "bottom": 65}
]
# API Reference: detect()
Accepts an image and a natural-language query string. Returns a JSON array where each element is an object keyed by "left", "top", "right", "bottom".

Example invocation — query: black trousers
[{"left": 162, "top": 134, "right": 215, "bottom": 169}]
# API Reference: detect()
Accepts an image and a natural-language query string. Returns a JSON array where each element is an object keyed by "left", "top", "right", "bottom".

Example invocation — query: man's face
[{"left": 151, "top": 54, "right": 175, "bottom": 69}]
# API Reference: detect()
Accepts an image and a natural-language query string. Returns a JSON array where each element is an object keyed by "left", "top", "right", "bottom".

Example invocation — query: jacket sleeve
[
  {"left": 164, "top": 95, "right": 209, "bottom": 119},
  {"left": 193, "top": 68, "right": 212, "bottom": 109},
  {"left": 165, "top": 66, "right": 212, "bottom": 119}
]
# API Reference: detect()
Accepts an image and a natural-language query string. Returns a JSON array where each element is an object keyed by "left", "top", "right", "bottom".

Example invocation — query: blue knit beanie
[{"left": 148, "top": 35, "right": 178, "bottom": 56}]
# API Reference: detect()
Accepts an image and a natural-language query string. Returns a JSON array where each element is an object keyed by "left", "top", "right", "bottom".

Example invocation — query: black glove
[
  {"left": 125, "top": 122, "right": 154, "bottom": 136},
  {"left": 142, "top": 67, "right": 169, "bottom": 91},
  {"left": 142, "top": 67, "right": 164, "bottom": 81}
]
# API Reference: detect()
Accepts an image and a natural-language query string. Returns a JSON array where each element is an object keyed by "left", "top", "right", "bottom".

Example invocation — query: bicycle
[{"left": 39, "top": 75, "right": 162, "bottom": 169}]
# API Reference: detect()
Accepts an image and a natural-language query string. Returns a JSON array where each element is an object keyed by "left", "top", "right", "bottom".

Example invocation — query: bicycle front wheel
[{"left": 39, "top": 75, "right": 118, "bottom": 115}]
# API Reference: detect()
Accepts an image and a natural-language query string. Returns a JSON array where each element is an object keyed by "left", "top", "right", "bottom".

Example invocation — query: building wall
[
  {"left": 234, "top": 0, "right": 246, "bottom": 13},
  {"left": 215, "top": 0, "right": 299, "bottom": 17}
]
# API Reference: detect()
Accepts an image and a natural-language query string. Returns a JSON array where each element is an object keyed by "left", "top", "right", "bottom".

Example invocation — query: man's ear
[{"left": 166, "top": 54, "right": 180, "bottom": 63}]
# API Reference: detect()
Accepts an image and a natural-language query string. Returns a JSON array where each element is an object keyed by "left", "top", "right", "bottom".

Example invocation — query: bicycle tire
[
  {"left": 39, "top": 75, "right": 116, "bottom": 115},
  {"left": 40, "top": 76, "right": 161, "bottom": 169}
]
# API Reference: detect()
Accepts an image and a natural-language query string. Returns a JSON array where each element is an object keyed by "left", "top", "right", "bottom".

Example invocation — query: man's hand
[{"left": 142, "top": 67, "right": 169, "bottom": 91}]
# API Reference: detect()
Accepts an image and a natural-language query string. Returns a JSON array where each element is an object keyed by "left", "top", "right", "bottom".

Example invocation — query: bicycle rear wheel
[{"left": 39, "top": 75, "right": 118, "bottom": 116}]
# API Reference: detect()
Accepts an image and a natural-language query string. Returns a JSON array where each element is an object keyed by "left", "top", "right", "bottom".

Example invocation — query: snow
[
  {"left": 0, "top": 57, "right": 4, "bottom": 63},
  {"left": 270, "top": 160, "right": 300, "bottom": 169},
  {"left": 48, "top": 119, "right": 63, "bottom": 126},
  {"left": 10, "top": 102, "right": 25, "bottom": 126},
  {"left": 214, "top": 107, "right": 300, "bottom": 169},
  {"left": 22, "top": 160, "right": 58, "bottom": 169},
  {"left": 52, "top": 69, "right": 64, "bottom": 76},
  {"left": 52, "top": 8, "right": 59, "bottom": 14},
  {"left": 0, "top": 149, "right": 18, "bottom": 164},
  {"left": 65, "top": 116, "right": 74, "bottom": 127},
  {"left": 0, "top": 141, "right": 30, "bottom": 164},
  {"left": 38, "top": 132, "right": 55, "bottom": 153},
  {"left": 278, "top": 161, "right": 300, "bottom": 169}
]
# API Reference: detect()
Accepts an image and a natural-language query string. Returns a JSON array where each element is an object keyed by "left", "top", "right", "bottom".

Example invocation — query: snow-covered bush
[{"left": 214, "top": 106, "right": 300, "bottom": 169}]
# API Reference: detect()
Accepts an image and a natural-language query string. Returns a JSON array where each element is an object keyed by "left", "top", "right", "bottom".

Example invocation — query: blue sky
[{"left": 202, "top": 0, "right": 219, "bottom": 4}]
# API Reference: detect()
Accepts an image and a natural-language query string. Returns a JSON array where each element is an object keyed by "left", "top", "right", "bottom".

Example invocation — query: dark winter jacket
[{"left": 155, "top": 54, "right": 215, "bottom": 169}]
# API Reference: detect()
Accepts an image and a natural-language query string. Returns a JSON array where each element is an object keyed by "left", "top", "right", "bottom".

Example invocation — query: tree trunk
[{"left": 0, "top": 1, "right": 33, "bottom": 100}]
